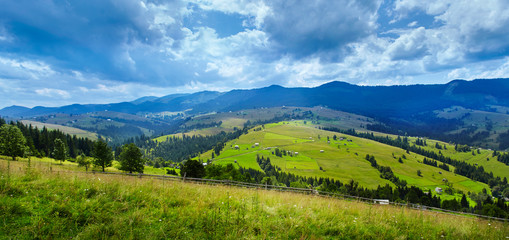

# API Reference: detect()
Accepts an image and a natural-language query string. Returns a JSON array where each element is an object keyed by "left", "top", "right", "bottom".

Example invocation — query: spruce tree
[{"left": 92, "top": 140, "right": 113, "bottom": 172}]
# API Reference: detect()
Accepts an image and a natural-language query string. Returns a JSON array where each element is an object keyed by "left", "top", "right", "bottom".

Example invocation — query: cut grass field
[
  {"left": 20, "top": 120, "right": 99, "bottom": 140},
  {"left": 1, "top": 159, "right": 508, "bottom": 239},
  {"left": 196, "top": 121, "right": 490, "bottom": 199},
  {"left": 153, "top": 127, "right": 226, "bottom": 142}
]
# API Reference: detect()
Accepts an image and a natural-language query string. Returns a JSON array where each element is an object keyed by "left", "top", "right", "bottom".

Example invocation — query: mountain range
[{"left": 2, "top": 78, "right": 509, "bottom": 119}]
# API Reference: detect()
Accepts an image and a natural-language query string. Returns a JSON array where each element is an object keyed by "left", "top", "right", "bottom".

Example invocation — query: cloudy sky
[{"left": 1, "top": 0, "right": 509, "bottom": 108}]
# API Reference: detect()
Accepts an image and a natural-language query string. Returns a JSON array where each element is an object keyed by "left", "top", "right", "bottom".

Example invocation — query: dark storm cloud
[
  {"left": 263, "top": 0, "right": 380, "bottom": 61},
  {"left": 0, "top": 0, "right": 186, "bottom": 82}
]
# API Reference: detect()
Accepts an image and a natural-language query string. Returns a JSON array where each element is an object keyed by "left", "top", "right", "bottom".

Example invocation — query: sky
[{"left": 1, "top": 0, "right": 509, "bottom": 108}]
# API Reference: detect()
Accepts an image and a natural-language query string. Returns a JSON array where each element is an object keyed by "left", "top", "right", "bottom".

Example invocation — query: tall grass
[{"left": 1, "top": 159, "right": 508, "bottom": 239}]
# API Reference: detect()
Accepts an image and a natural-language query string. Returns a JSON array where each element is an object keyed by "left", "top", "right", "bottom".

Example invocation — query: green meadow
[
  {"left": 405, "top": 137, "right": 509, "bottom": 180},
  {"left": 196, "top": 121, "right": 490, "bottom": 199},
  {"left": 1, "top": 159, "right": 508, "bottom": 239}
]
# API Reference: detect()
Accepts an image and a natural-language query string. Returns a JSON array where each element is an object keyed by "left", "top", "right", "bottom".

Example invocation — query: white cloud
[
  {"left": 447, "top": 58, "right": 509, "bottom": 80},
  {"left": 35, "top": 88, "right": 71, "bottom": 99},
  {"left": 407, "top": 21, "right": 417, "bottom": 27},
  {"left": 189, "top": 0, "right": 271, "bottom": 28},
  {"left": 394, "top": 0, "right": 509, "bottom": 62},
  {"left": 386, "top": 27, "right": 429, "bottom": 61},
  {"left": 0, "top": 57, "right": 55, "bottom": 80}
]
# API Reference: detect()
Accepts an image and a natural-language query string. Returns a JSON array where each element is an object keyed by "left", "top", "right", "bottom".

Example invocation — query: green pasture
[
  {"left": 406, "top": 137, "right": 509, "bottom": 180},
  {"left": 195, "top": 123, "right": 490, "bottom": 194}
]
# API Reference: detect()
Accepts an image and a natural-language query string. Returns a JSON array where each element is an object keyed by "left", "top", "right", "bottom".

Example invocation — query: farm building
[{"left": 373, "top": 199, "right": 389, "bottom": 205}]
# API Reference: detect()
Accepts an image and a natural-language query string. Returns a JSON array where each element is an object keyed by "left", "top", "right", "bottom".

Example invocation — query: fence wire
[{"left": 67, "top": 170, "right": 509, "bottom": 222}]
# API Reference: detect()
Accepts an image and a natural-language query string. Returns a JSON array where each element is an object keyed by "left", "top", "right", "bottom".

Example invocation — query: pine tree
[
  {"left": 461, "top": 194, "right": 469, "bottom": 209},
  {"left": 92, "top": 140, "right": 113, "bottom": 172}
]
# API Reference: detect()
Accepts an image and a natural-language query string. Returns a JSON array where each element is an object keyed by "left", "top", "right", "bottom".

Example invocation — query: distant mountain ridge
[
  {"left": 0, "top": 91, "right": 223, "bottom": 117},
  {"left": 2, "top": 78, "right": 509, "bottom": 118}
]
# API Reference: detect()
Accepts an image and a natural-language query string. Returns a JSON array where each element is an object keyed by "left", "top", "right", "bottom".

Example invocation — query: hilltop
[{"left": 194, "top": 121, "right": 491, "bottom": 200}]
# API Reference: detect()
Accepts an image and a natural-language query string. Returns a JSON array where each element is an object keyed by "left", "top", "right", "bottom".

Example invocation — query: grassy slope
[
  {"left": 406, "top": 137, "right": 509, "bottom": 180},
  {"left": 436, "top": 106, "right": 509, "bottom": 149},
  {"left": 154, "top": 106, "right": 375, "bottom": 145},
  {"left": 196, "top": 121, "right": 489, "bottom": 197},
  {"left": 1, "top": 159, "right": 507, "bottom": 239},
  {"left": 153, "top": 128, "right": 225, "bottom": 142},
  {"left": 20, "top": 120, "right": 98, "bottom": 140},
  {"left": 0, "top": 155, "right": 171, "bottom": 177}
]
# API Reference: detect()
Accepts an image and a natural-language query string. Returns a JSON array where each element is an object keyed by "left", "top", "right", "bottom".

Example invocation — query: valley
[{"left": 3, "top": 79, "right": 509, "bottom": 238}]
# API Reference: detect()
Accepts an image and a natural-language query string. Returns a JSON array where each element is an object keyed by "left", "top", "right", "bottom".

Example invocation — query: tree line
[
  {"left": 422, "top": 158, "right": 450, "bottom": 171},
  {"left": 365, "top": 154, "right": 407, "bottom": 187},
  {"left": 0, "top": 118, "right": 145, "bottom": 174},
  {"left": 0, "top": 119, "right": 94, "bottom": 158}
]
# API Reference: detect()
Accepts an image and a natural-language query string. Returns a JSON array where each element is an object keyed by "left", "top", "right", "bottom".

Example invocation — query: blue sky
[{"left": 1, "top": 0, "right": 509, "bottom": 108}]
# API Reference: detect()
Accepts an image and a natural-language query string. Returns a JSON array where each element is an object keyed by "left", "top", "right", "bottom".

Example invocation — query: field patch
[{"left": 21, "top": 120, "right": 98, "bottom": 140}]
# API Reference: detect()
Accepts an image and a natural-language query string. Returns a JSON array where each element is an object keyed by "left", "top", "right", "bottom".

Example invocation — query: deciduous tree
[
  {"left": 0, "top": 125, "right": 27, "bottom": 161},
  {"left": 180, "top": 159, "right": 205, "bottom": 178},
  {"left": 119, "top": 143, "right": 144, "bottom": 174},
  {"left": 77, "top": 153, "right": 92, "bottom": 171},
  {"left": 53, "top": 138, "right": 67, "bottom": 164}
]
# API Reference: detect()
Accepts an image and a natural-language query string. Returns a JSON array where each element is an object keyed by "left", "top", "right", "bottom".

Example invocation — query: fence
[{"left": 84, "top": 170, "right": 509, "bottom": 222}]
